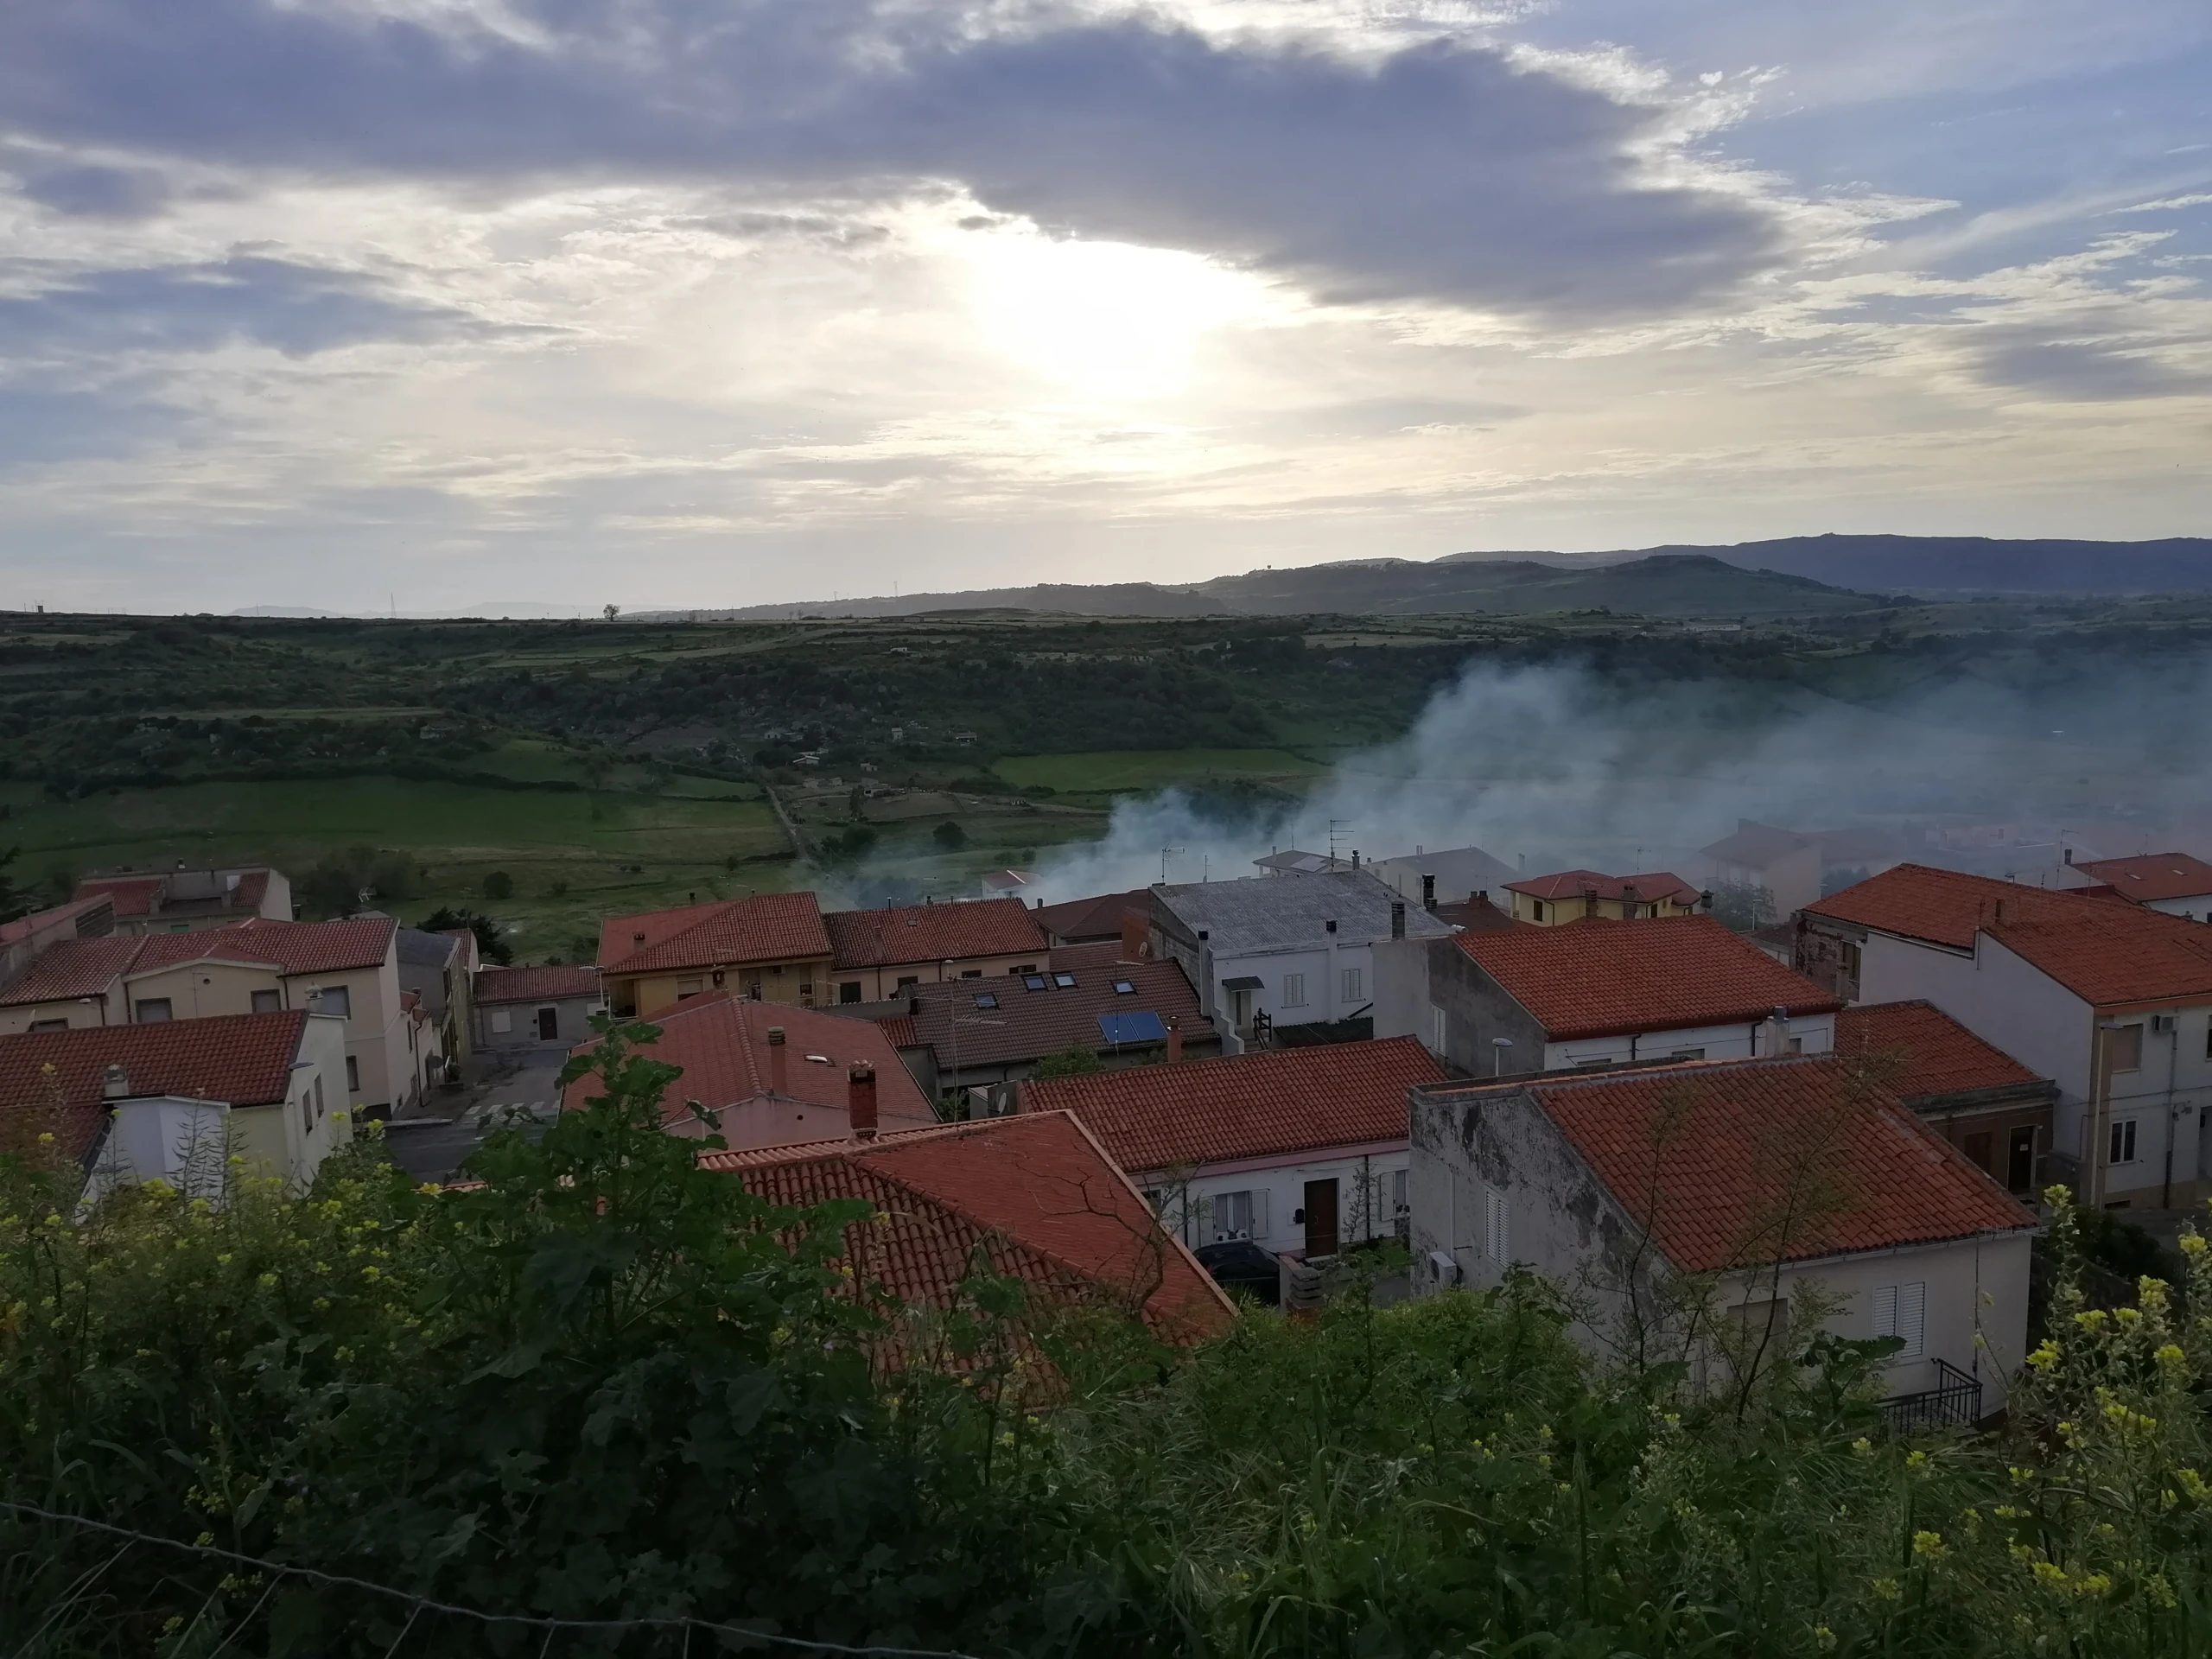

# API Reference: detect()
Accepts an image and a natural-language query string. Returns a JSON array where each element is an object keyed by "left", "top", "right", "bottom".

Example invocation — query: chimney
[
  {"left": 1351, "top": 849, "right": 1361, "bottom": 869},
  {"left": 1421, "top": 873, "right": 1436, "bottom": 912},
  {"left": 767, "top": 1025, "right": 787, "bottom": 1096},
  {"left": 848, "top": 1063, "right": 878, "bottom": 1140},
  {"left": 1166, "top": 1020, "right": 1183, "bottom": 1063},
  {"left": 1119, "top": 906, "right": 1149, "bottom": 963},
  {"left": 101, "top": 1063, "right": 130, "bottom": 1102},
  {"left": 1389, "top": 900, "right": 1406, "bottom": 940},
  {"left": 632, "top": 931, "right": 645, "bottom": 945}
]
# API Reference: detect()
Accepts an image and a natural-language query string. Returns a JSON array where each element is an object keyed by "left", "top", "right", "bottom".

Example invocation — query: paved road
[{"left": 383, "top": 1051, "right": 568, "bottom": 1183}]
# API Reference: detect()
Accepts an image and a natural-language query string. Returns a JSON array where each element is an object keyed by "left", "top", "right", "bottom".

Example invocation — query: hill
[{"left": 1494, "top": 534, "right": 2212, "bottom": 594}]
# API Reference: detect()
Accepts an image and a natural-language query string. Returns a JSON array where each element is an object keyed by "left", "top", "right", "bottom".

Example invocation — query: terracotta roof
[
  {"left": 75, "top": 868, "right": 275, "bottom": 918},
  {"left": 1835, "top": 1001, "right": 2045, "bottom": 1103},
  {"left": 1808, "top": 864, "right": 2212, "bottom": 1007},
  {"left": 0, "top": 1012, "right": 308, "bottom": 1162},
  {"left": 894, "top": 955, "right": 1211, "bottom": 1071},
  {"left": 1432, "top": 892, "right": 1523, "bottom": 932},
  {"left": 0, "top": 894, "right": 113, "bottom": 950},
  {"left": 1020, "top": 1036, "right": 1445, "bottom": 1174},
  {"left": 876, "top": 1014, "right": 919, "bottom": 1048},
  {"left": 2073, "top": 853, "right": 2212, "bottom": 904},
  {"left": 563, "top": 992, "right": 935, "bottom": 1146},
  {"left": 1700, "top": 822, "right": 1814, "bottom": 867},
  {"left": 1504, "top": 1056, "right": 2037, "bottom": 1273},
  {"left": 823, "top": 898, "right": 1046, "bottom": 971},
  {"left": 1503, "top": 868, "right": 1701, "bottom": 906},
  {"left": 597, "top": 893, "right": 830, "bottom": 975},
  {"left": 143, "top": 917, "right": 396, "bottom": 976},
  {"left": 73, "top": 875, "right": 168, "bottom": 917},
  {"left": 474, "top": 965, "right": 603, "bottom": 1006},
  {"left": 1454, "top": 914, "right": 1840, "bottom": 1041},
  {"left": 1032, "top": 888, "right": 1151, "bottom": 944},
  {"left": 0, "top": 936, "right": 156, "bottom": 1006},
  {"left": 699, "top": 1113, "right": 1232, "bottom": 1344}
]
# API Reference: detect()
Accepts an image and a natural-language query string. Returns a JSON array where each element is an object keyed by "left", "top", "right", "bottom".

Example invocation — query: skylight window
[
  {"left": 1023, "top": 974, "right": 1048, "bottom": 990},
  {"left": 1053, "top": 972, "right": 1077, "bottom": 988},
  {"left": 1112, "top": 979, "right": 1136, "bottom": 995},
  {"left": 974, "top": 992, "right": 999, "bottom": 1009}
]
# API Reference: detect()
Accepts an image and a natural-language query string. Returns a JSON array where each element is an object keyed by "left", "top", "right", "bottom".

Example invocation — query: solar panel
[{"left": 1097, "top": 1010, "right": 1167, "bottom": 1048}]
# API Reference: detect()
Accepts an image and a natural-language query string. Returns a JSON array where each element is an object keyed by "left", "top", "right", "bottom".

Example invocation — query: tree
[
  {"left": 932, "top": 819, "right": 969, "bottom": 851},
  {"left": 421, "top": 905, "right": 513, "bottom": 964},
  {"left": 480, "top": 870, "right": 514, "bottom": 901},
  {"left": 1031, "top": 1046, "right": 1103, "bottom": 1080},
  {"left": 1706, "top": 877, "right": 1777, "bottom": 933},
  {"left": 602, "top": 602, "right": 620, "bottom": 622}
]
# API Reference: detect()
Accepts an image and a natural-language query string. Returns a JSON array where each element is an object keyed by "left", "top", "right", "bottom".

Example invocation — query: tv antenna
[
  {"left": 1160, "top": 846, "right": 1185, "bottom": 883},
  {"left": 1327, "top": 819, "right": 1354, "bottom": 864}
]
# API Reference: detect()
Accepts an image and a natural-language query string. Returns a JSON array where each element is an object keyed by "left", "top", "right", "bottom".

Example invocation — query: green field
[{"left": 994, "top": 747, "right": 1329, "bottom": 794}]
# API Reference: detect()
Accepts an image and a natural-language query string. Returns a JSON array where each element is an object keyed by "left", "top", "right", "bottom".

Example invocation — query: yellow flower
[
  {"left": 257, "top": 1273, "right": 278, "bottom": 1289},
  {"left": 35, "top": 1132, "right": 53, "bottom": 1146},
  {"left": 2155, "top": 1343, "right": 2186, "bottom": 1369},
  {"left": 2074, "top": 1309, "right": 2108, "bottom": 1332},
  {"left": 2145, "top": 1573, "right": 2177, "bottom": 1611},
  {"left": 1851, "top": 1437, "right": 1873, "bottom": 1456},
  {"left": 2025, "top": 1340, "right": 2060, "bottom": 1370},
  {"left": 2031, "top": 1560, "right": 2067, "bottom": 1587},
  {"left": 1871, "top": 1577, "right": 1900, "bottom": 1602},
  {"left": 2179, "top": 1232, "right": 2208, "bottom": 1258},
  {"left": 1912, "top": 1530, "right": 1946, "bottom": 1561},
  {"left": 1812, "top": 1625, "right": 1836, "bottom": 1652},
  {"left": 2071, "top": 1573, "right": 2113, "bottom": 1599},
  {"left": 2114, "top": 1306, "right": 2142, "bottom": 1327},
  {"left": 1905, "top": 1449, "right": 1929, "bottom": 1471}
]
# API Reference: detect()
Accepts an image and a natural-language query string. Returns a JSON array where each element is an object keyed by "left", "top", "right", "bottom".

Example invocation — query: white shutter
[
  {"left": 1897, "top": 1282, "right": 1925, "bottom": 1359},
  {"left": 1497, "top": 1190, "right": 1510, "bottom": 1263},
  {"left": 1430, "top": 1005, "right": 1448, "bottom": 1053},
  {"left": 1249, "top": 1187, "right": 1270, "bottom": 1242},
  {"left": 1872, "top": 1284, "right": 1897, "bottom": 1341},
  {"left": 1484, "top": 1186, "right": 1509, "bottom": 1260}
]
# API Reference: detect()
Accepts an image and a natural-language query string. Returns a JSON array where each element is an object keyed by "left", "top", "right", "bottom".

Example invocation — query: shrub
[{"left": 480, "top": 870, "right": 513, "bottom": 901}]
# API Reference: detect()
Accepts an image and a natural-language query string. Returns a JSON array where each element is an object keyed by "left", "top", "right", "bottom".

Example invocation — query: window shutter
[
  {"left": 1898, "top": 1282, "right": 1925, "bottom": 1360},
  {"left": 1370, "top": 1173, "right": 1390, "bottom": 1238},
  {"left": 1249, "top": 1187, "right": 1269, "bottom": 1241},
  {"left": 1872, "top": 1284, "right": 1897, "bottom": 1342}
]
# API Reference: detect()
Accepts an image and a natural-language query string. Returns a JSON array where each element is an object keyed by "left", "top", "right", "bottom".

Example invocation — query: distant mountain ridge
[{"left": 640, "top": 534, "right": 2212, "bottom": 621}]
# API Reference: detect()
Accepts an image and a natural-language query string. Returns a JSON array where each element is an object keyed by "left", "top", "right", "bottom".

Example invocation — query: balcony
[{"left": 1878, "top": 1357, "right": 1981, "bottom": 1433}]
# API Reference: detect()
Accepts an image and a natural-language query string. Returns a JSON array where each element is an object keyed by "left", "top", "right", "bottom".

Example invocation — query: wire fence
[{"left": 0, "top": 1498, "right": 990, "bottom": 1659}]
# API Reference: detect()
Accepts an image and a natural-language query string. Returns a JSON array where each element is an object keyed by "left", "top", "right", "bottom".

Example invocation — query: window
[
  {"left": 1281, "top": 973, "right": 1307, "bottom": 1008},
  {"left": 1011, "top": 964, "right": 1037, "bottom": 976},
  {"left": 1787, "top": 1036, "right": 1805, "bottom": 1054},
  {"left": 134, "top": 998, "right": 173, "bottom": 1023},
  {"left": 895, "top": 975, "right": 919, "bottom": 991},
  {"left": 1872, "top": 1281, "right": 1926, "bottom": 1360},
  {"left": 313, "top": 1077, "right": 325, "bottom": 1122},
  {"left": 2108, "top": 1024, "right": 2144, "bottom": 1072},
  {"left": 1340, "top": 967, "right": 1363, "bottom": 1001},
  {"left": 345, "top": 1055, "right": 360, "bottom": 1093},
  {"left": 838, "top": 982, "right": 861, "bottom": 1004},
  {"left": 316, "top": 985, "right": 352, "bottom": 1019},
  {"left": 798, "top": 982, "right": 815, "bottom": 1006},
  {"left": 959, "top": 969, "right": 982, "bottom": 980},
  {"left": 1023, "top": 974, "right": 1048, "bottom": 991},
  {"left": 29, "top": 1019, "right": 67, "bottom": 1033},
  {"left": 1430, "top": 1004, "right": 1447, "bottom": 1053},
  {"left": 302, "top": 1089, "right": 313, "bottom": 1138},
  {"left": 1840, "top": 941, "right": 1862, "bottom": 979},
  {"left": 1053, "top": 971, "right": 1077, "bottom": 988},
  {"left": 251, "top": 988, "right": 282, "bottom": 1014},
  {"left": 1391, "top": 1167, "right": 1409, "bottom": 1230},
  {"left": 1670, "top": 1047, "right": 1707, "bottom": 1060},
  {"left": 973, "top": 992, "right": 999, "bottom": 1010},
  {"left": 1112, "top": 979, "right": 1135, "bottom": 995},
  {"left": 168, "top": 923, "right": 191, "bottom": 933},
  {"left": 490, "top": 1008, "right": 512, "bottom": 1034},
  {"left": 1211, "top": 1189, "right": 1267, "bottom": 1240},
  {"left": 2109, "top": 1116, "right": 2139, "bottom": 1166},
  {"left": 1532, "top": 899, "right": 1548, "bottom": 923},
  {"left": 1483, "top": 1185, "right": 1510, "bottom": 1262}
]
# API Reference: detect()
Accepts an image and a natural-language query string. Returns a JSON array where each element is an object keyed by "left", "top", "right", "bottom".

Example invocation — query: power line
[{"left": 0, "top": 1499, "right": 990, "bottom": 1659}]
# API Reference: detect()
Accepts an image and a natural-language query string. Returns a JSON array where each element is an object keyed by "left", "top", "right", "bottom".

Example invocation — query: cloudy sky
[{"left": 2, "top": 0, "right": 2208, "bottom": 614}]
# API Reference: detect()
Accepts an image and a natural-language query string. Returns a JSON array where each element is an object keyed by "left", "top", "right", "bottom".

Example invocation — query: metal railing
[{"left": 1879, "top": 1357, "right": 1981, "bottom": 1433}]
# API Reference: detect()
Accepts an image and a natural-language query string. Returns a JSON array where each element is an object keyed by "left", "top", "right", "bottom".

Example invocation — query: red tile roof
[
  {"left": 1433, "top": 892, "right": 1523, "bottom": 933},
  {"left": 75, "top": 868, "right": 275, "bottom": 918},
  {"left": 0, "top": 1012, "right": 308, "bottom": 1161},
  {"left": 699, "top": 1112, "right": 1233, "bottom": 1343},
  {"left": 1033, "top": 888, "right": 1151, "bottom": 944},
  {"left": 474, "top": 965, "right": 604, "bottom": 1006},
  {"left": 1503, "top": 869, "right": 1701, "bottom": 906},
  {"left": 563, "top": 992, "right": 935, "bottom": 1146},
  {"left": 1509, "top": 1056, "right": 2037, "bottom": 1272},
  {"left": 894, "top": 956, "right": 1211, "bottom": 1071},
  {"left": 0, "top": 935, "right": 147, "bottom": 1005},
  {"left": 1455, "top": 914, "right": 1840, "bottom": 1041},
  {"left": 0, "top": 894, "right": 114, "bottom": 949},
  {"left": 1808, "top": 864, "right": 2212, "bottom": 1007},
  {"left": 1835, "top": 1001, "right": 2045, "bottom": 1102},
  {"left": 1020, "top": 1036, "right": 1445, "bottom": 1175},
  {"left": 597, "top": 893, "right": 830, "bottom": 975},
  {"left": 2072, "top": 853, "right": 2212, "bottom": 905},
  {"left": 168, "top": 917, "right": 395, "bottom": 976},
  {"left": 74, "top": 875, "right": 167, "bottom": 917},
  {"left": 823, "top": 898, "right": 1046, "bottom": 971}
]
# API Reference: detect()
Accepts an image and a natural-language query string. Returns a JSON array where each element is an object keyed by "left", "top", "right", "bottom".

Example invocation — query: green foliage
[
  {"left": 1030, "top": 1045, "right": 1103, "bottom": 1080},
  {"left": 1707, "top": 875, "right": 1777, "bottom": 931},
  {"left": 416, "top": 905, "right": 512, "bottom": 966},
  {"left": 480, "top": 868, "right": 513, "bottom": 901},
  {"left": 297, "top": 845, "right": 414, "bottom": 917},
  {"left": 932, "top": 817, "right": 968, "bottom": 850},
  {"left": 817, "top": 823, "right": 879, "bottom": 867}
]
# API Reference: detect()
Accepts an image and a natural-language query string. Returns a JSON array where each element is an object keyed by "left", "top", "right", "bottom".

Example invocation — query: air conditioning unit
[
  {"left": 1427, "top": 1249, "right": 1461, "bottom": 1286},
  {"left": 2152, "top": 1014, "right": 2178, "bottom": 1035}
]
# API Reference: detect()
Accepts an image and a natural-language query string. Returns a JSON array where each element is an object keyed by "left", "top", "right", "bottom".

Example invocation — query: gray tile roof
[
  {"left": 397, "top": 927, "right": 461, "bottom": 969},
  {"left": 1154, "top": 870, "right": 1456, "bottom": 956}
]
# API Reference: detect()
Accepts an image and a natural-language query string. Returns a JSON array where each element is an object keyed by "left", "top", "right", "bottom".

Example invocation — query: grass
[{"left": 994, "top": 747, "right": 1329, "bottom": 794}]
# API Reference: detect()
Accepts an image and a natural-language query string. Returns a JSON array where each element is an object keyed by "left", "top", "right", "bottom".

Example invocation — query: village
[{"left": 5, "top": 823, "right": 2210, "bottom": 1431}]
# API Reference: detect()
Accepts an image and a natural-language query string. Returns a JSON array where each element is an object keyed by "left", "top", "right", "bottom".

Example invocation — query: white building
[
  {"left": 1019, "top": 1036, "right": 1447, "bottom": 1261},
  {"left": 1149, "top": 871, "right": 1454, "bottom": 1045},
  {"left": 1408, "top": 1054, "right": 2040, "bottom": 1417},
  {"left": 2067, "top": 852, "right": 2212, "bottom": 921},
  {"left": 1801, "top": 863, "right": 2212, "bottom": 1207},
  {"left": 1375, "top": 912, "right": 1840, "bottom": 1077}
]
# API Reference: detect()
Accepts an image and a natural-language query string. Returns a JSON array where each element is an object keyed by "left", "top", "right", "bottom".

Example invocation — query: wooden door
[
  {"left": 2007, "top": 1126, "right": 2037, "bottom": 1193},
  {"left": 1303, "top": 1178, "right": 1339, "bottom": 1258},
  {"left": 537, "top": 1006, "right": 559, "bottom": 1042}
]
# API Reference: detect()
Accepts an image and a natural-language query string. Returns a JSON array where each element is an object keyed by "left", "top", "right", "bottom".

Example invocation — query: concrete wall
[
  {"left": 1542, "top": 1012, "right": 1836, "bottom": 1071},
  {"left": 830, "top": 950, "right": 1047, "bottom": 1004},
  {"left": 1794, "top": 915, "right": 1866, "bottom": 1002},
  {"left": 479, "top": 995, "right": 604, "bottom": 1052},
  {"left": 1370, "top": 935, "right": 1440, "bottom": 1052},
  {"left": 0, "top": 995, "right": 117, "bottom": 1034},
  {"left": 1143, "top": 1141, "right": 1408, "bottom": 1258},
  {"left": 613, "top": 956, "right": 835, "bottom": 1019}
]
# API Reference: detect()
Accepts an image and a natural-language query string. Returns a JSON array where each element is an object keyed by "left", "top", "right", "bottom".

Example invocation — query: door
[
  {"left": 1303, "top": 1178, "right": 1339, "bottom": 1258},
  {"left": 537, "top": 1006, "right": 559, "bottom": 1042},
  {"left": 2007, "top": 1126, "right": 2037, "bottom": 1193}
]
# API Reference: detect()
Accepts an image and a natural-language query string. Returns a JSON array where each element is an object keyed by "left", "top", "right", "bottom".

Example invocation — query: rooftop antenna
[
  {"left": 1327, "top": 818, "right": 1353, "bottom": 864},
  {"left": 1160, "top": 845, "right": 1185, "bottom": 883}
]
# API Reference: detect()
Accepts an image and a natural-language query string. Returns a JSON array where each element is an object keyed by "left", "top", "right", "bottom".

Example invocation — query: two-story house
[
  {"left": 1408, "top": 1055, "right": 2039, "bottom": 1418},
  {"left": 597, "top": 892, "right": 834, "bottom": 1019},
  {"left": 75, "top": 865, "right": 292, "bottom": 934},
  {"left": 0, "top": 917, "right": 412, "bottom": 1116},
  {"left": 1801, "top": 863, "right": 2212, "bottom": 1205},
  {"left": 397, "top": 926, "right": 474, "bottom": 1070},
  {"left": 1148, "top": 871, "right": 1454, "bottom": 1046},
  {"left": 1019, "top": 1036, "right": 1447, "bottom": 1260},
  {"left": 2067, "top": 852, "right": 2212, "bottom": 921},
  {"left": 475, "top": 964, "right": 605, "bottom": 1052},
  {"left": 1835, "top": 1000, "right": 2056, "bottom": 1196},
  {"left": 0, "top": 1009, "right": 352, "bottom": 1193},
  {"left": 822, "top": 897, "right": 1048, "bottom": 1003},
  {"left": 1502, "top": 869, "right": 1703, "bottom": 926},
  {"left": 1376, "top": 913, "right": 1840, "bottom": 1077}
]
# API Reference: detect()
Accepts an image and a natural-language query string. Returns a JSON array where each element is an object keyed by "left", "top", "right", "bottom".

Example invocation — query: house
[
  {"left": 2067, "top": 852, "right": 2212, "bottom": 920},
  {"left": 1836, "top": 1001, "right": 2056, "bottom": 1196},
  {"left": 879, "top": 942, "right": 1217, "bottom": 1106},
  {"left": 1032, "top": 887, "right": 1151, "bottom": 947},
  {"left": 1252, "top": 849, "right": 1351, "bottom": 876},
  {"left": 0, "top": 1009, "right": 351, "bottom": 1194},
  {"left": 0, "top": 917, "right": 413, "bottom": 1116},
  {"left": 1502, "top": 869, "right": 1704, "bottom": 926},
  {"left": 1148, "top": 871, "right": 1455, "bottom": 1046},
  {"left": 475, "top": 964, "right": 605, "bottom": 1052},
  {"left": 1407, "top": 1055, "right": 2040, "bottom": 1417},
  {"left": 1366, "top": 845, "right": 1525, "bottom": 910},
  {"left": 823, "top": 897, "right": 1048, "bottom": 1003},
  {"left": 1377, "top": 913, "right": 1840, "bottom": 1077},
  {"left": 1700, "top": 820, "right": 1822, "bottom": 918},
  {"left": 1430, "top": 891, "right": 1522, "bottom": 933},
  {"left": 1799, "top": 863, "right": 2212, "bottom": 1206},
  {"left": 979, "top": 868, "right": 1037, "bottom": 898},
  {"left": 563, "top": 992, "right": 936, "bottom": 1149},
  {"left": 597, "top": 892, "right": 835, "bottom": 1019},
  {"left": 696, "top": 1113, "right": 1234, "bottom": 1355},
  {"left": 0, "top": 893, "right": 117, "bottom": 983},
  {"left": 1018, "top": 1036, "right": 1447, "bottom": 1260},
  {"left": 75, "top": 865, "right": 292, "bottom": 934},
  {"left": 397, "top": 927, "right": 474, "bottom": 1068}
]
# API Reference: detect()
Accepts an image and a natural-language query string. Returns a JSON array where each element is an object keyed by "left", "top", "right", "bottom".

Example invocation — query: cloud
[
  {"left": 10, "top": 158, "right": 174, "bottom": 219},
  {"left": 2113, "top": 192, "right": 2212, "bottom": 214},
  {"left": 1968, "top": 333, "right": 2211, "bottom": 401},
  {"left": 0, "top": 0, "right": 1785, "bottom": 317}
]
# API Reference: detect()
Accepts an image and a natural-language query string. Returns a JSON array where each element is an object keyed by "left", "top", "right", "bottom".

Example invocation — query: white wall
[
  {"left": 1370, "top": 935, "right": 1434, "bottom": 1047},
  {"left": 1147, "top": 1145, "right": 1408, "bottom": 1257},
  {"left": 2143, "top": 894, "right": 2212, "bottom": 921},
  {"left": 1213, "top": 940, "right": 1380, "bottom": 1029},
  {"left": 1542, "top": 1012, "right": 1836, "bottom": 1071}
]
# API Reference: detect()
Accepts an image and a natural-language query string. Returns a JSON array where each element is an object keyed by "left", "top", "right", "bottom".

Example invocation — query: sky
[{"left": 1, "top": 0, "right": 2209, "bottom": 615}]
